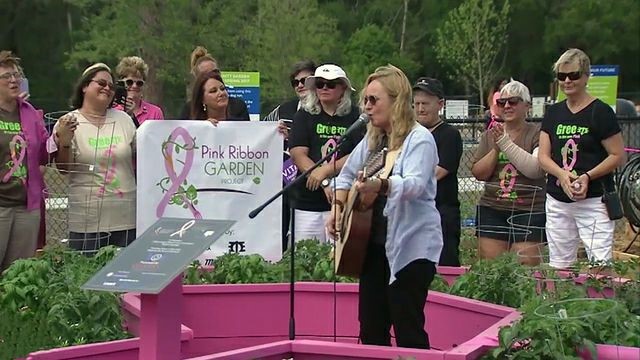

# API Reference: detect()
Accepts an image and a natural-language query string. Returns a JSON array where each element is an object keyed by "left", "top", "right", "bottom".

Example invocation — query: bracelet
[
  {"left": 585, "top": 172, "right": 592, "bottom": 182},
  {"left": 379, "top": 178, "right": 389, "bottom": 195}
]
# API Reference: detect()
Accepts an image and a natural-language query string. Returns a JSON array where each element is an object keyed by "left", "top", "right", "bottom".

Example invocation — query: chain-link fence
[
  {"left": 450, "top": 116, "right": 640, "bottom": 238},
  {"left": 41, "top": 112, "right": 639, "bottom": 246}
]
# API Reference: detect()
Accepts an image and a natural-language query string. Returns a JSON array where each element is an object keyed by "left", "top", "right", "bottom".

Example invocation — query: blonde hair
[
  {"left": 500, "top": 80, "right": 531, "bottom": 103},
  {"left": 190, "top": 46, "right": 217, "bottom": 75},
  {"left": 553, "top": 48, "right": 590, "bottom": 75},
  {"left": 301, "top": 86, "right": 353, "bottom": 116},
  {"left": 362, "top": 65, "right": 415, "bottom": 152},
  {"left": 116, "top": 56, "right": 149, "bottom": 80}
]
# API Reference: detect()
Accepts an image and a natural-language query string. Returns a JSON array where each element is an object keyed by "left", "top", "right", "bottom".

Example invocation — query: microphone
[{"left": 339, "top": 113, "right": 369, "bottom": 143}]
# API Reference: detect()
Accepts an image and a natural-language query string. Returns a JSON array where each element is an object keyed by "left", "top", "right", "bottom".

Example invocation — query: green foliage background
[{"left": 1, "top": 0, "right": 639, "bottom": 118}]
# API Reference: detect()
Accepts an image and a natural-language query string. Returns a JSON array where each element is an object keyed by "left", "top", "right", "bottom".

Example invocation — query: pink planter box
[
  {"left": 120, "top": 282, "right": 518, "bottom": 359},
  {"left": 26, "top": 329, "right": 193, "bottom": 360},
  {"left": 436, "top": 266, "right": 469, "bottom": 286}
]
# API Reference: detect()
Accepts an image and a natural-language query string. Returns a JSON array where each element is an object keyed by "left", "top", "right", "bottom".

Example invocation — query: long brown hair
[
  {"left": 361, "top": 65, "right": 416, "bottom": 151},
  {"left": 190, "top": 70, "right": 226, "bottom": 120}
]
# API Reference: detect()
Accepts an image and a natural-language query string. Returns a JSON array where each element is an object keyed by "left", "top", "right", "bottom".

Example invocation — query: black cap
[{"left": 413, "top": 77, "right": 444, "bottom": 99}]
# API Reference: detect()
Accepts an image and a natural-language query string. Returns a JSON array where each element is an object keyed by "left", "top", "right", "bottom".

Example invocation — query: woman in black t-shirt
[
  {"left": 538, "top": 48, "right": 626, "bottom": 269},
  {"left": 288, "top": 64, "right": 362, "bottom": 243}
]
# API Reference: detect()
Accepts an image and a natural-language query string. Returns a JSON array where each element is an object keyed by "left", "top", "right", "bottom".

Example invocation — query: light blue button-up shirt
[{"left": 335, "top": 125, "right": 443, "bottom": 284}]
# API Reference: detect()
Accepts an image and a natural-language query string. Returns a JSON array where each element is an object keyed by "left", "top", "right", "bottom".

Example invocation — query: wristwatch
[{"left": 321, "top": 178, "right": 331, "bottom": 188}]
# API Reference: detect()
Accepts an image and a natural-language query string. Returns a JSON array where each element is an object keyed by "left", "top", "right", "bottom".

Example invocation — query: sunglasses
[
  {"left": 496, "top": 96, "right": 524, "bottom": 107},
  {"left": 290, "top": 77, "right": 308, "bottom": 88},
  {"left": 556, "top": 71, "right": 581, "bottom": 81},
  {"left": 315, "top": 79, "right": 341, "bottom": 89},
  {"left": 91, "top": 79, "right": 115, "bottom": 90},
  {"left": 364, "top": 95, "right": 379, "bottom": 106},
  {"left": 123, "top": 79, "right": 145, "bottom": 87}
]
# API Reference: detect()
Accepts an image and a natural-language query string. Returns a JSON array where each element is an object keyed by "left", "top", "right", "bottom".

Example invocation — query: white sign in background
[{"left": 136, "top": 121, "right": 283, "bottom": 264}]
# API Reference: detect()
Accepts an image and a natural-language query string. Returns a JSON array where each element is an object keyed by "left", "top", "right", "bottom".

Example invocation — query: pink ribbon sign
[
  {"left": 156, "top": 127, "right": 202, "bottom": 219},
  {"left": 2, "top": 135, "right": 26, "bottom": 184}
]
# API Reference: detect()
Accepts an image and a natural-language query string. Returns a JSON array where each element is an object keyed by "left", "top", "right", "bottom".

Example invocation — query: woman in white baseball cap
[{"left": 287, "top": 63, "right": 362, "bottom": 243}]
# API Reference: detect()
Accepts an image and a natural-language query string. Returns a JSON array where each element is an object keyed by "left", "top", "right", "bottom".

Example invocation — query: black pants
[
  {"left": 68, "top": 229, "right": 136, "bottom": 254},
  {"left": 359, "top": 243, "right": 436, "bottom": 349},
  {"left": 438, "top": 206, "right": 461, "bottom": 266}
]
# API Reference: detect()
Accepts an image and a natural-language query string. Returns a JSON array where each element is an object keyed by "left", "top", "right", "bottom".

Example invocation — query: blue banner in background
[{"left": 222, "top": 72, "right": 260, "bottom": 121}]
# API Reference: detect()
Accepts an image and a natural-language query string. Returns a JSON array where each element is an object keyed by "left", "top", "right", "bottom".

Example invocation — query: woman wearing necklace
[
  {"left": 189, "top": 70, "right": 249, "bottom": 123},
  {"left": 538, "top": 48, "right": 626, "bottom": 269},
  {"left": 0, "top": 51, "right": 49, "bottom": 270},
  {"left": 472, "top": 80, "right": 546, "bottom": 265},
  {"left": 50, "top": 63, "right": 137, "bottom": 254}
]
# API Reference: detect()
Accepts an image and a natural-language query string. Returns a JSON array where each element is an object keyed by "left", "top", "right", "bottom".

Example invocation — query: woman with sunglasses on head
[
  {"left": 538, "top": 49, "right": 626, "bottom": 269},
  {"left": 0, "top": 51, "right": 49, "bottom": 270},
  {"left": 326, "top": 65, "right": 441, "bottom": 349},
  {"left": 288, "top": 64, "right": 362, "bottom": 243},
  {"left": 115, "top": 56, "right": 164, "bottom": 126},
  {"left": 188, "top": 70, "right": 251, "bottom": 125},
  {"left": 179, "top": 46, "right": 249, "bottom": 121},
  {"left": 472, "top": 81, "right": 546, "bottom": 265},
  {"left": 49, "top": 63, "right": 137, "bottom": 253}
]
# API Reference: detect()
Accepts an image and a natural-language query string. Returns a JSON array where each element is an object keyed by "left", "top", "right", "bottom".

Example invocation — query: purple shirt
[
  {"left": 135, "top": 100, "right": 164, "bottom": 124},
  {"left": 17, "top": 99, "right": 49, "bottom": 211}
]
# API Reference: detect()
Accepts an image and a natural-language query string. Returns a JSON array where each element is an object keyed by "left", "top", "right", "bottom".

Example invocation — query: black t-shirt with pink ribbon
[
  {"left": 288, "top": 106, "right": 362, "bottom": 211},
  {"left": 541, "top": 99, "right": 621, "bottom": 203},
  {"left": 0, "top": 107, "right": 27, "bottom": 207}
]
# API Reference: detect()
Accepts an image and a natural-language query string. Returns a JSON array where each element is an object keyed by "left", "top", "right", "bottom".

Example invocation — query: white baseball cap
[{"left": 305, "top": 64, "right": 355, "bottom": 91}]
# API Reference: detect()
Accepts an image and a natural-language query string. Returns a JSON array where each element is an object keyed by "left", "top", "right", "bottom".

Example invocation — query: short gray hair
[{"left": 500, "top": 80, "right": 531, "bottom": 104}]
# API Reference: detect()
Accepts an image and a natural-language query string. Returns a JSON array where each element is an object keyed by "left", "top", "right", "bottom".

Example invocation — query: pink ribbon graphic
[
  {"left": 499, "top": 163, "right": 517, "bottom": 198},
  {"left": 556, "top": 138, "right": 579, "bottom": 187},
  {"left": 321, "top": 138, "right": 338, "bottom": 163},
  {"left": 561, "top": 139, "right": 578, "bottom": 170},
  {"left": 3, "top": 135, "right": 26, "bottom": 184},
  {"left": 156, "top": 127, "right": 202, "bottom": 219},
  {"left": 96, "top": 145, "right": 124, "bottom": 198}
]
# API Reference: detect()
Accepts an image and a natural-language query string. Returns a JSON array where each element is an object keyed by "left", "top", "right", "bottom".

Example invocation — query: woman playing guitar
[{"left": 326, "top": 65, "right": 443, "bottom": 349}]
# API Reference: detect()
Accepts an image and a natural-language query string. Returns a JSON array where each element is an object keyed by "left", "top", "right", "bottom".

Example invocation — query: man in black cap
[{"left": 413, "top": 77, "right": 463, "bottom": 266}]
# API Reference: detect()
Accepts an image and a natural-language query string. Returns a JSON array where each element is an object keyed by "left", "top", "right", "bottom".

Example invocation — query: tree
[
  {"left": 343, "top": 24, "right": 419, "bottom": 93},
  {"left": 434, "top": 0, "right": 510, "bottom": 108},
  {"left": 241, "top": 0, "right": 340, "bottom": 112}
]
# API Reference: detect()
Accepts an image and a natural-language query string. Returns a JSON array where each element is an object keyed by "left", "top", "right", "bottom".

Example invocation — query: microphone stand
[{"left": 249, "top": 139, "right": 352, "bottom": 341}]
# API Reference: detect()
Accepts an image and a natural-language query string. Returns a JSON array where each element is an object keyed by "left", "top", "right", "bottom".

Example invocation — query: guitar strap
[{"left": 380, "top": 149, "right": 400, "bottom": 179}]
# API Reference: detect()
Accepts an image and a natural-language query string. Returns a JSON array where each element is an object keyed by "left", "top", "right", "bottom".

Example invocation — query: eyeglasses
[
  {"left": 315, "top": 79, "right": 340, "bottom": 89},
  {"left": 123, "top": 79, "right": 145, "bottom": 87},
  {"left": 364, "top": 95, "right": 379, "bottom": 106},
  {"left": 556, "top": 71, "right": 581, "bottom": 81},
  {"left": 0, "top": 71, "right": 22, "bottom": 81},
  {"left": 496, "top": 96, "right": 524, "bottom": 107},
  {"left": 290, "top": 77, "right": 308, "bottom": 88},
  {"left": 91, "top": 79, "right": 115, "bottom": 90}
]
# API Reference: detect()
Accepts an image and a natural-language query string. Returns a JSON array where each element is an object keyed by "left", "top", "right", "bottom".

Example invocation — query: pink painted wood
[{"left": 139, "top": 276, "right": 183, "bottom": 360}]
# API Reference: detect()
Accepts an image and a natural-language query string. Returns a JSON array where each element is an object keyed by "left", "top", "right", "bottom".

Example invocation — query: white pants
[
  {"left": 545, "top": 194, "right": 614, "bottom": 268},
  {"left": 293, "top": 209, "right": 330, "bottom": 243}
]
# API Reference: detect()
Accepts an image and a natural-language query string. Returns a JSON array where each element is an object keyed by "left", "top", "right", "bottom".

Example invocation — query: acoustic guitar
[{"left": 335, "top": 148, "right": 398, "bottom": 277}]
